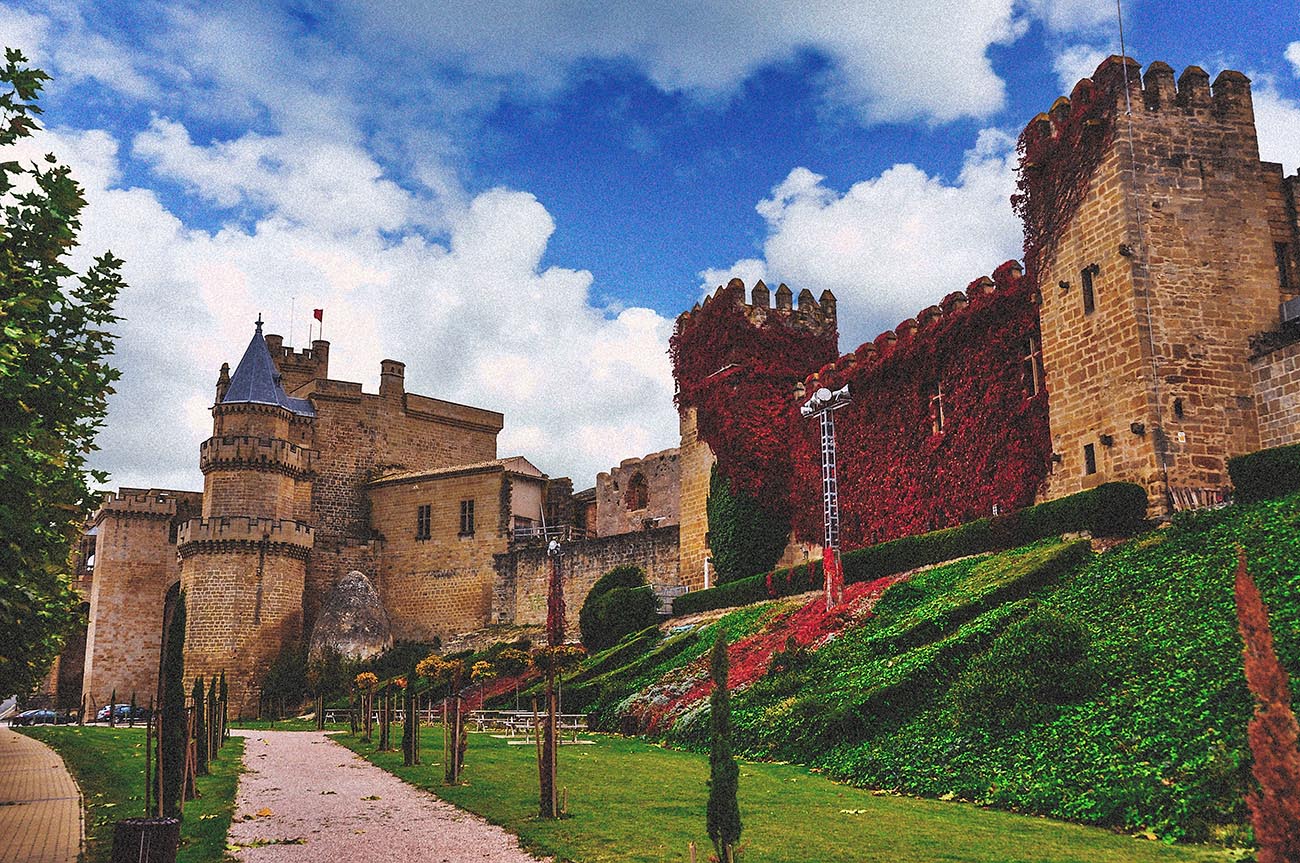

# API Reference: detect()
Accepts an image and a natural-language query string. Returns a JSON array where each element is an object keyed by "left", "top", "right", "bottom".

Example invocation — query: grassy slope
[
  {"left": 22, "top": 726, "right": 244, "bottom": 863},
  {"left": 338, "top": 726, "right": 1227, "bottom": 863},
  {"left": 534, "top": 491, "right": 1300, "bottom": 844}
]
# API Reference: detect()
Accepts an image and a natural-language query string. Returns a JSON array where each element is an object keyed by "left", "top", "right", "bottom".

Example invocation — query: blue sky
[{"left": 3, "top": 1, "right": 1299, "bottom": 490}]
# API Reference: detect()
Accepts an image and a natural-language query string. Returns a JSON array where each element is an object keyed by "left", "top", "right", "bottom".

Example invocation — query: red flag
[{"left": 313, "top": 308, "right": 323, "bottom": 321}]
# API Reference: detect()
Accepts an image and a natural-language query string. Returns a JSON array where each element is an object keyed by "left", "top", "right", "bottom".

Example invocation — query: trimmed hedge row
[
  {"left": 1228, "top": 442, "right": 1300, "bottom": 503},
  {"left": 672, "top": 482, "right": 1146, "bottom": 617}
]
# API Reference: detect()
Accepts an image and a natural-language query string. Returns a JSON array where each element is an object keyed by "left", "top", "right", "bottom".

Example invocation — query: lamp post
[{"left": 801, "top": 383, "right": 851, "bottom": 610}]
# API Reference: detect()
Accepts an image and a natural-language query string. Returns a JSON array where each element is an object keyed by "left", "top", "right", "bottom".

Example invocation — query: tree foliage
[
  {"left": 0, "top": 48, "right": 123, "bottom": 697},
  {"left": 707, "top": 465, "right": 789, "bottom": 585}
]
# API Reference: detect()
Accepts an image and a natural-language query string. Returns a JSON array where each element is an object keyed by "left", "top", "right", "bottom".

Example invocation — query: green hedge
[
  {"left": 1228, "top": 442, "right": 1300, "bottom": 503},
  {"left": 672, "top": 483, "right": 1145, "bottom": 617}
]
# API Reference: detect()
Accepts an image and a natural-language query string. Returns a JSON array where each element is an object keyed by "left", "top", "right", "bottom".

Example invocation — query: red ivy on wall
[
  {"left": 670, "top": 281, "right": 837, "bottom": 515},
  {"left": 1012, "top": 56, "right": 1123, "bottom": 284},
  {"left": 788, "top": 263, "right": 1051, "bottom": 548},
  {"left": 670, "top": 58, "right": 1126, "bottom": 554}
]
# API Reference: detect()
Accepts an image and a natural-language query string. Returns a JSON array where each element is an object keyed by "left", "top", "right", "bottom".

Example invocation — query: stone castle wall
[
  {"left": 492, "top": 525, "right": 680, "bottom": 638},
  {"left": 367, "top": 468, "right": 510, "bottom": 643},
  {"left": 594, "top": 448, "right": 680, "bottom": 537},
  {"left": 676, "top": 408, "right": 714, "bottom": 590},
  {"left": 1251, "top": 339, "right": 1300, "bottom": 449},
  {"left": 179, "top": 524, "right": 310, "bottom": 716}
]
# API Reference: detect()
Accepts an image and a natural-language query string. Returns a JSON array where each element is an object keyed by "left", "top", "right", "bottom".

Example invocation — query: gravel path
[{"left": 228, "top": 730, "right": 548, "bottom": 863}]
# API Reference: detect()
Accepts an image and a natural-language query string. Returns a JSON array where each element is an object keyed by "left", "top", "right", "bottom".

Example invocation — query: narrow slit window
[
  {"left": 1081, "top": 264, "right": 1097, "bottom": 314},
  {"left": 929, "top": 383, "right": 945, "bottom": 435},
  {"left": 1083, "top": 443, "right": 1097, "bottom": 475},
  {"left": 1276, "top": 242, "right": 1292, "bottom": 292},
  {"left": 416, "top": 504, "right": 431, "bottom": 540},
  {"left": 1022, "top": 335, "right": 1045, "bottom": 396},
  {"left": 459, "top": 499, "right": 475, "bottom": 536},
  {"left": 1173, "top": 397, "right": 1185, "bottom": 419}
]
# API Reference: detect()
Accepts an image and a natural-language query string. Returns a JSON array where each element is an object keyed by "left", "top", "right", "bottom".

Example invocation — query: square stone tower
[{"left": 1030, "top": 57, "right": 1299, "bottom": 511}]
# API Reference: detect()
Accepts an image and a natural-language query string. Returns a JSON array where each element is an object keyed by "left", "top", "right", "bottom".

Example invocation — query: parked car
[
  {"left": 10, "top": 708, "right": 76, "bottom": 726},
  {"left": 94, "top": 703, "right": 148, "bottom": 723}
]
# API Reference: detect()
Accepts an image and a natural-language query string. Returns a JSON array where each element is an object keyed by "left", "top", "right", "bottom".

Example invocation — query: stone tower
[
  {"left": 80, "top": 489, "right": 199, "bottom": 710},
  {"left": 178, "top": 318, "right": 319, "bottom": 714},
  {"left": 1029, "top": 56, "right": 1300, "bottom": 511}
]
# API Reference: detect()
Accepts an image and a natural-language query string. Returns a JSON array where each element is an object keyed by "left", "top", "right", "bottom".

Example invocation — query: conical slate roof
[{"left": 221, "top": 317, "right": 316, "bottom": 417}]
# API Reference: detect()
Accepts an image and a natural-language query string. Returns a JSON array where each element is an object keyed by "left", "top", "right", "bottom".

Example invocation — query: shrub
[
  {"left": 951, "top": 607, "right": 1099, "bottom": 729},
  {"left": 579, "top": 566, "right": 660, "bottom": 653},
  {"left": 1234, "top": 550, "right": 1300, "bottom": 862},
  {"left": 588, "top": 565, "right": 647, "bottom": 597},
  {"left": 707, "top": 465, "right": 790, "bottom": 585},
  {"left": 674, "top": 483, "right": 1145, "bottom": 617},
  {"left": 1229, "top": 443, "right": 1300, "bottom": 504}
]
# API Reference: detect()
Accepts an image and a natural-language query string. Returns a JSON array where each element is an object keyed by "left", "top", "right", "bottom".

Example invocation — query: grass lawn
[
  {"left": 337, "top": 728, "right": 1233, "bottom": 863},
  {"left": 21, "top": 725, "right": 244, "bottom": 863}
]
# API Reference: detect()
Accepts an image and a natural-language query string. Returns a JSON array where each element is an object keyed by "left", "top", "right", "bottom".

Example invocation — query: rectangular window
[
  {"left": 1081, "top": 264, "right": 1097, "bottom": 314},
  {"left": 1083, "top": 443, "right": 1097, "bottom": 475},
  {"left": 459, "top": 499, "right": 475, "bottom": 536},
  {"left": 1277, "top": 242, "right": 1293, "bottom": 292},
  {"left": 1022, "top": 335, "right": 1044, "bottom": 396},
  {"left": 416, "top": 504, "right": 431, "bottom": 540}
]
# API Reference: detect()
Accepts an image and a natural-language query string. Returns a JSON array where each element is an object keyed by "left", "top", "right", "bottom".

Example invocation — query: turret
[{"left": 379, "top": 359, "right": 405, "bottom": 399}]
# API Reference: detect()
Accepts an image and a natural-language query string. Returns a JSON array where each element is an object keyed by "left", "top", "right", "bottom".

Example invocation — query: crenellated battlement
[
  {"left": 262, "top": 333, "right": 329, "bottom": 394},
  {"left": 1020, "top": 56, "right": 1258, "bottom": 157},
  {"left": 200, "top": 434, "right": 318, "bottom": 479},
  {"left": 796, "top": 262, "right": 1025, "bottom": 398},
  {"left": 94, "top": 488, "right": 203, "bottom": 522},
  {"left": 177, "top": 516, "right": 314, "bottom": 558},
  {"left": 676, "top": 277, "right": 837, "bottom": 339}
]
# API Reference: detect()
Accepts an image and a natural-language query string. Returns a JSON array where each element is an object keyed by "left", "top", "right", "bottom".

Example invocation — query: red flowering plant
[
  {"left": 787, "top": 262, "right": 1052, "bottom": 549},
  {"left": 634, "top": 576, "right": 901, "bottom": 732}
]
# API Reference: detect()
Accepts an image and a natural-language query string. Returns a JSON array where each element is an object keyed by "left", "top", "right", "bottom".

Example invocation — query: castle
[{"left": 43, "top": 55, "right": 1300, "bottom": 715}]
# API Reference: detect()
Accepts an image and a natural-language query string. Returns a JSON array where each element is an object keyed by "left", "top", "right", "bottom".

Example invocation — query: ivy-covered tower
[
  {"left": 671, "top": 279, "right": 838, "bottom": 589},
  {"left": 177, "top": 318, "right": 318, "bottom": 714}
]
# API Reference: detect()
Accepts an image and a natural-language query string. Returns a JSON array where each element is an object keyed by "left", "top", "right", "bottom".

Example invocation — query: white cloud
[
  {"left": 707, "top": 128, "right": 1023, "bottom": 349},
  {"left": 1286, "top": 41, "right": 1300, "bottom": 78},
  {"left": 1052, "top": 44, "right": 1110, "bottom": 92},
  {"left": 132, "top": 118, "right": 425, "bottom": 236},
  {"left": 9, "top": 121, "right": 679, "bottom": 491},
  {"left": 1253, "top": 84, "right": 1300, "bottom": 175},
  {"left": 331, "top": 0, "right": 1033, "bottom": 124}
]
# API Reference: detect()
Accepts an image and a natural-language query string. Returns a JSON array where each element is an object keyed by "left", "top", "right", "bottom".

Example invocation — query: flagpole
[{"left": 290, "top": 296, "right": 295, "bottom": 347}]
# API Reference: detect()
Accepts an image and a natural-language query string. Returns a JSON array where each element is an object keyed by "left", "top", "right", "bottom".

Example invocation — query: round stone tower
[{"left": 178, "top": 317, "right": 318, "bottom": 716}]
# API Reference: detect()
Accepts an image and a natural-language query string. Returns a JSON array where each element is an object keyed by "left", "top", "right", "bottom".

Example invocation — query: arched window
[{"left": 625, "top": 472, "right": 649, "bottom": 511}]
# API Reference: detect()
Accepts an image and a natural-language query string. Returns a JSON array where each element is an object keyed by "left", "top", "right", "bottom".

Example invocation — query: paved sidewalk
[
  {"left": 0, "top": 726, "right": 83, "bottom": 863},
  {"left": 229, "top": 730, "right": 547, "bottom": 862}
]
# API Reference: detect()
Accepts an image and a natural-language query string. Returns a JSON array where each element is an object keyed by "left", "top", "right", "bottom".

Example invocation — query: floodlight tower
[{"left": 801, "top": 384, "right": 851, "bottom": 609}]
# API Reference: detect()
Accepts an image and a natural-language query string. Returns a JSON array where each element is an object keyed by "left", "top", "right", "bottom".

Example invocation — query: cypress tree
[
  {"left": 192, "top": 677, "right": 208, "bottom": 775},
  {"left": 207, "top": 676, "right": 219, "bottom": 759},
  {"left": 160, "top": 592, "right": 187, "bottom": 818},
  {"left": 109, "top": 688, "right": 117, "bottom": 727},
  {"left": 129, "top": 690, "right": 136, "bottom": 728},
  {"left": 706, "top": 631, "right": 741, "bottom": 863},
  {"left": 218, "top": 671, "right": 228, "bottom": 743}
]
